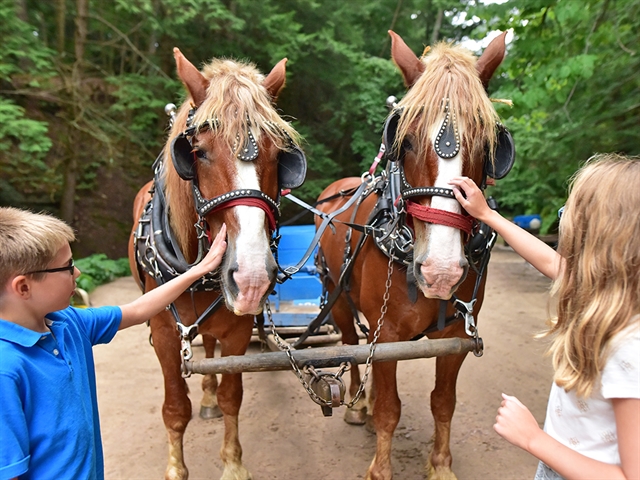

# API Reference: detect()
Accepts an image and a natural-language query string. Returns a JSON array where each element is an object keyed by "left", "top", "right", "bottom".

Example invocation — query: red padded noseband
[
  {"left": 406, "top": 200, "right": 474, "bottom": 235},
  {"left": 208, "top": 197, "right": 278, "bottom": 232}
]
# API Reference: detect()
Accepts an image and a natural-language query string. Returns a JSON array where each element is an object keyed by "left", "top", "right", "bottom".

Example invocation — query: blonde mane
[
  {"left": 395, "top": 42, "right": 499, "bottom": 169},
  {"left": 161, "top": 58, "right": 300, "bottom": 258}
]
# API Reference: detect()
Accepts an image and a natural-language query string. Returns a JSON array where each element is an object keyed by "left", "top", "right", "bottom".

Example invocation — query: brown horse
[
  {"left": 128, "top": 48, "right": 305, "bottom": 480},
  {"left": 315, "top": 31, "right": 509, "bottom": 480}
]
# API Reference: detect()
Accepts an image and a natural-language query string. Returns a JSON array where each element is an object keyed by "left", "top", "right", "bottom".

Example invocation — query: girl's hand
[
  {"left": 493, "top": 393, "right": 542, "bottom": 452},
  {"left": 196, "top": 223, "right": 227, "bottom": 275},
  {"left": 449, "top": 177, "right": 490, "bottom": 220}
]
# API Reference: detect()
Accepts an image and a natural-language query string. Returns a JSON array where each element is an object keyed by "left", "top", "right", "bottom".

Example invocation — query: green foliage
[
  {"left": 75, "top": 254, "right": 131, "bottom": 292},
  {"left": 1, "top": 0, "right": 637, "bottom": 241},
  {"left": 476, "top": 0, "right": 639, "bottom": 232}
]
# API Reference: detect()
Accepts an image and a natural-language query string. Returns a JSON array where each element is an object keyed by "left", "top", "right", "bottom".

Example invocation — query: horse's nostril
[
  {"left": 226, "top": 264, "right": 239, "bottom": 296},
  {"left": 269, "top": 263, "right": 277, "bottom": 279}
]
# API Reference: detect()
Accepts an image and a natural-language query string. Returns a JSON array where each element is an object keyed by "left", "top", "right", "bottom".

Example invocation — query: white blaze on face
[
  {"left": 429, "top": 120, "right": 464, "bottom": 260},
  {"left": 229, "top": 159, "right": 274, "bottom": 314},
  {"left": 414, "top": 117, "right": 467, "bottom": 299}
]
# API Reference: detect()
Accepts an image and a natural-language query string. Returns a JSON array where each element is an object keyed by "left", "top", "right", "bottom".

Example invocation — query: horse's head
[
  {"left": 385, "top": 31, "right": 510, "bottom": 300},
  {"left": 163, "top": 49, "right": 306, "bottom": 315}
]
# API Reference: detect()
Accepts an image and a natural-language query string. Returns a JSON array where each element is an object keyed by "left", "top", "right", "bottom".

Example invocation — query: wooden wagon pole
[{"left": 185, "top": 337, "right": 479, "bottom": 375}]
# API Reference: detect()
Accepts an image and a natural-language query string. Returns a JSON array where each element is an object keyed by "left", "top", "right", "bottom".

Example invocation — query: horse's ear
[
  {"left": 475, "top": 31, "right": 507, "bottom": 89},
  {"left": 263, "top": 58, "right": 288, "bottom": 101},
  {"left": 389, "top": 30, "right": 425, "bottom": 88},
  {"left": 173, "top": 47, "right": 209, "bottom": 107}
]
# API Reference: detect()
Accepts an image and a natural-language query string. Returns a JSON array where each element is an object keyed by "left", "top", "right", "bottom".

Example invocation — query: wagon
[{"left": 253, "top": 224, "right": 342, "bottom": 348}]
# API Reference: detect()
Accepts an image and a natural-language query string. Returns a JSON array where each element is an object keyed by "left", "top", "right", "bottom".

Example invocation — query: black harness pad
[
  {"left": 434, "top": 117, "right": 460, "bottom": 159},
  {"left": 484, "top": 124, "right": 515, "bottom": 179},
  {"left": 171, "top": 134, "right": 197, "bottom": 180},
  {"left": 278, "top": 145, "right": 307, "bottom": 189}
]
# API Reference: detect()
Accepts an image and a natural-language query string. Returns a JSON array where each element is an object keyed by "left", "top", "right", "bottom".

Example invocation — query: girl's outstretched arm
[
  {"left": 449, "top": 177, "right": 562, "bottom": 279},
  {"left": 118, "top": 224, "right": 228, "bottom": 330},
  {"left": 494, "top": 394, "right": 639, "bottom": 480}
]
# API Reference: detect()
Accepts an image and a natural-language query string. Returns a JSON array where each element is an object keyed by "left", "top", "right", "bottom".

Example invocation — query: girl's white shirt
[{"left": 543, "top": 317, "right": 640, "bottom": 464}]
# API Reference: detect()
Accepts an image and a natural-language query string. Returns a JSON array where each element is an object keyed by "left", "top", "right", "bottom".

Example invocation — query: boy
[{"left": 0, "top": 207, "right": 227, "bottom": 480}]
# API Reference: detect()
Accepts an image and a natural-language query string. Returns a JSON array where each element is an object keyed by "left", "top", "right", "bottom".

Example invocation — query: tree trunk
[
  {"left": 56, "top": 0, "right": 66, "bottom": 55},
  {"left": 431, "top": 8, "right": 444, "bottom": 44},
  {"left": 60, "top": 149, "right": 77, "bottom": 222},
  {"left": 60, "top": 0, "right": 88, "bottom": 224},
  {"left": 15, "top": 0, "right": 26, "bottom": 21}
]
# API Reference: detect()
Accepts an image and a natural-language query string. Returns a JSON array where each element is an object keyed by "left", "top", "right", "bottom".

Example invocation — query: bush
[{"left": 75, "top": 254, "right": 131, "bottom": 292}]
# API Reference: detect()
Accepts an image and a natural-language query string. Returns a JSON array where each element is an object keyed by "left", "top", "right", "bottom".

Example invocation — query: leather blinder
[
  {"left": 278, "top": 145, "right": 307, "bottom": 190},
  {"left": 382, "top": 109, "right": 402, "bottom": 161},
  {"left": 484, "top": 124, "right": 515, "bottom": 180},
  {"left": 170, "top": 134, "right": 197, "bottom": 180}
]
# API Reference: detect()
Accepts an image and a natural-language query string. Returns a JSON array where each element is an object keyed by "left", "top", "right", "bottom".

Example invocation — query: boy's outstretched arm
[
  {"left": 449, "top": 177, "right": 561, "bottom": 280},
  {"left": 118, "top": 224, "right": 227, "bottom": 330}
]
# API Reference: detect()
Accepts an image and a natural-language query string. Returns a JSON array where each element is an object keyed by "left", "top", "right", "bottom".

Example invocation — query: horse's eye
[
  {"left": 193, "top": 149, "right": 207, "bottom": 160},
  {"left": 401, "top": 138, "right": 413, "bottom": 152}
]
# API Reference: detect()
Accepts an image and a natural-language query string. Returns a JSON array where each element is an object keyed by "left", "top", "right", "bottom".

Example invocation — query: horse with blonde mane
[
  {"left": 315, "top": 30, "right": 512, "bottom": 479},
  {"left": 129, "top": 48, "right": 305, "bottom": 480}
]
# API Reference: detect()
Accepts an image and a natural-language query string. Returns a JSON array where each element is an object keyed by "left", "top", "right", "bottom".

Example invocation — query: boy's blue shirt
[{"left": 0, "top": 305, "right": 122, "bottom": 480}]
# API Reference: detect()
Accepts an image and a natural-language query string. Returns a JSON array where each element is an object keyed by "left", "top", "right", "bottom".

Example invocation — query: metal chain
[
  {"left": 265, "top": 250, "right": 395, "bottom": 409},
  {"left": 265, "top": 301, "right": 333, "bottom": 406},
  {"left": 345, "top": 252, "right": 394, "bottom": 407}
]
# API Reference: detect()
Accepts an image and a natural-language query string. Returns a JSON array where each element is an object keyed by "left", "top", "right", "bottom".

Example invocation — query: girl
[{"left": 449, "top": 154, "right": 639, "bottom": 480}]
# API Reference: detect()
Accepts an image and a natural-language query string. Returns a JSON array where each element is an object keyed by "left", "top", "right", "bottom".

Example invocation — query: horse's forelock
[
  {"left": 395, "top": 43, "right": 499, "bottom": 168},
  {"left": 191, "top": 58, "right": 299, "bottom": 157}
]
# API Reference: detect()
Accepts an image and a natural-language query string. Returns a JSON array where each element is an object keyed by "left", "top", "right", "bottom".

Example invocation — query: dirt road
[{"left": 92, "top": 246, "right": 554, "bottom": 479}]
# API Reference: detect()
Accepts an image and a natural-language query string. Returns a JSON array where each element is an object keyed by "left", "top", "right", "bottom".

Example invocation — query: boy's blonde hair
[
  {"left": 548, "top": 153, "right": 640, "bottom": 397},
  {"left": 0, "top": 207, "right": 75, "bottom": 287}
]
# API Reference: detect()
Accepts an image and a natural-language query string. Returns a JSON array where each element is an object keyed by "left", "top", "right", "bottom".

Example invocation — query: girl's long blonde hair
[{"left": 547, "top": 153, "right": 640, "bottom": 397}]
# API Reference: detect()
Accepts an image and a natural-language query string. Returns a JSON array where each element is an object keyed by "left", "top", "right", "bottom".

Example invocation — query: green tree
[{"left": 475, "top": 0, "right": 639, "bottom": 230}]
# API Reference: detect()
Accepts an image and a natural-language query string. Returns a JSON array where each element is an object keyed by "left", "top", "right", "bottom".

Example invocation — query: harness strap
[
  {"left": 437, "top": 299, "right": 448, "bottom": 331},
  {"left": 193, "top": 185, "right": 280, "bottom": 231},
  {"left": 277, "top": 180, "right": 371, "bottom": 282},
  {"left": 208, "top": 197, "right": 277, "bottom": 232},
  {"left": 406, "top": 200, "right": 474, "bottom": 235}
]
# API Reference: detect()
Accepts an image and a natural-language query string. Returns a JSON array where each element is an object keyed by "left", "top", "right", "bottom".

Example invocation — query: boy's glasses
[{"left": 25, "top": 259, "right": 75, "bottom": 275}]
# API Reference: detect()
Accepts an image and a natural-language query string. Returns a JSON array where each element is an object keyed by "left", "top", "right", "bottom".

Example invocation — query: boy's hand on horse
[{"left": 118, "top": 224, "right": 227, "bottom": 330}]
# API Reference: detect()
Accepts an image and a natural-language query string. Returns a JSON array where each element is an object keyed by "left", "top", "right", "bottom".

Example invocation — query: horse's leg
[
  {"left": 426, "top": 350, "right": 468, "bottom": 480},
  {"left": 151, "top": 314, "right": 192, "bottom": 480},
  {"left": 332, "top": 295, "right": 368, "bottom": 425},
  {"left": 216, "top": 319, "right": 253, "bottom": 480},
  {"left": 200, "top": 334, "right": 223, "bottom": 419},
  {"left": 366, "top": 360, "right": 400, "bottom": 480}
]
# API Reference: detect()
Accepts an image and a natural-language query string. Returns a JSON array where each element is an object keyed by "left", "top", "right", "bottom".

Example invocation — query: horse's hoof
[
  {"left": 165, "top": 465, "right": 188, "bottom": 480},
  {"left": 344, "top": 407, "right": 367, "bottom": 425},
  {"left": 426, "top": 462, "right": 457, "bottom": 480},
  {"left": 220, "top": 465, "right": 251, "bottom": 480},
  {"left": 200, "top": 405, "right": 223, "bottom": 419}
]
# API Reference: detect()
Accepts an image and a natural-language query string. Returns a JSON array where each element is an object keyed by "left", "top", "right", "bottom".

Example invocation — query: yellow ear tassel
[
  {"left": 490, "top": 98, "right": 514, "bottom": 107},
  {"left": 420, "top": 45, "right": 431, "bottom": 58}
]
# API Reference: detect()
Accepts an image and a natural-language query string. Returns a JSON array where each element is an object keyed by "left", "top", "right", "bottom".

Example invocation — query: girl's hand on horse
[
  {"left": 493, "top": 393, "right": 542, "bottom": 452},
  {"left": 199, "top": 223, "right": 227, "bottom": 274},
  {"left": 449, "top": 177, "right": 491, "bottom": 221}
]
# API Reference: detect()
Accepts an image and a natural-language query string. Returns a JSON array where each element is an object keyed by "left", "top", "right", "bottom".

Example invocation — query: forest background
[{"left": 1, "top": 0, "right": 638, "bottom": 258}]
